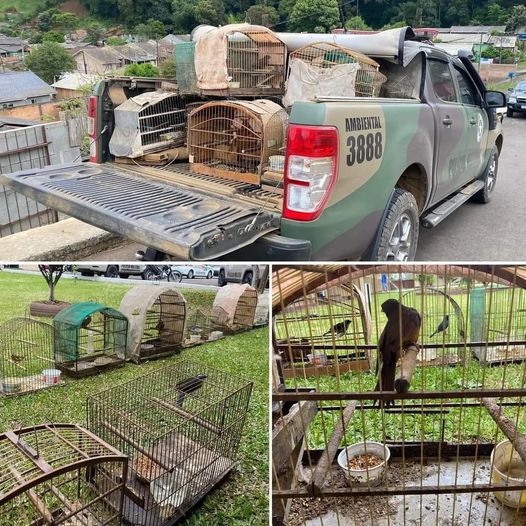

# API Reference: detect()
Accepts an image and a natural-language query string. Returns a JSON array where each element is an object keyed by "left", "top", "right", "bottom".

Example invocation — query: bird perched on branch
[
  {"left": 430, "top": 315, "right": 449, "bottom": 338},
  {"left": 176, "top": 374, "right": 207, "bottom": 407},
  {"left": 323, "top": 319, "right": 352, "bottom": 338},
  {"left": 375, "top": 299, "right": 421, "bottom": 407}
]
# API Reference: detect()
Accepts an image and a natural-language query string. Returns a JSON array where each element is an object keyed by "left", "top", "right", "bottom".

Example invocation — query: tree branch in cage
[
  {"left": 481, "top": 397, "right": 526, "bottom": 465},
  {"left": 394, "top": 344, "right": 420, "bottom": 394},
  {"left": 311, "top": 401, "right": 356, "bottom": 495}
]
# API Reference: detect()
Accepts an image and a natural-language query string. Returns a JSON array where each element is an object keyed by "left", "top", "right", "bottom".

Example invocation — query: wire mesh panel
[
  {"left": 188, "top": 99, "right": 288, "bottom": 184},
  {"left": 120, "top": 286, "right": 186, "bottom": 363},
  {"left": 272, "top": 264, "right": 526, "bottom": 526},
  {"left": 0, "top": 318, "right": 58, "bottom": 396},
  {"left": 212, "top": 284, "right": 258, "bottom": 332},
  {"left": 54, "top": 302, "right": 128, "bottom": 377},
  {"left": 283, "top": 42, "right": 387, "bottom": 107},
  {"left": 184, "top": 307, "right": 214, "bottom": 346},
  {"left": 87, "top": 360, "right": 253, "bottom": 526},
  {"left": 0, "top": 423, "right": 128, "bottom": 525},
  {"left": 175, "top": 42, "right": 198, "bottom": 94}
]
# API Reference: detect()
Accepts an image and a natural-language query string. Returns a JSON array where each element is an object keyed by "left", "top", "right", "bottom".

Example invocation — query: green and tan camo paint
[{"left": 281, "top": 98, "right": 500, "bottom": 260}]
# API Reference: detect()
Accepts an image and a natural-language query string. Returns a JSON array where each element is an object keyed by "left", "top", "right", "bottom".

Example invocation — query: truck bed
[{"left": 0, "top": 162, "right": 283, "bottom": 260}]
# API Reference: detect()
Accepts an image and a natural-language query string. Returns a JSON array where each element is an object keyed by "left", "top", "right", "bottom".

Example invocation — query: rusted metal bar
[
  {"left": 394, "top": 344, "right": 419, "bottom": 393},
  {"left": 311, "top": 401, "right": 356, "bottom": 494},
  {"left": 0, "top": 142, "right": 50, "bottom": 158},
  {"left": 322, "top": 400, "right": 526, "bottom": 411}
]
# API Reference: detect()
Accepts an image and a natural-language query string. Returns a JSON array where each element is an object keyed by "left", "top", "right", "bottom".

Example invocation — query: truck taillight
[
  {"left": 88, "top": 95, "right": 98, "bottom": 162},
  {"left": 283, "top": 125, "right": 338, "bottom": 221}
]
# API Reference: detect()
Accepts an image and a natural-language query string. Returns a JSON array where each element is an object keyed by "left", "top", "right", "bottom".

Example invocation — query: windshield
[{"left": 514, "top": 82, "right": 526, "bottom": 93}]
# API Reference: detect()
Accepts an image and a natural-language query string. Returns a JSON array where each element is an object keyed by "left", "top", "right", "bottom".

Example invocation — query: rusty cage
[
  {"left": 53, "top": 302, "right": 128, "bottom": 377},
  {"left": 0, "top": 317, "right": 58, "bottom": 396},
  {"left": 0, "top": 423, "right": 128, "bottom": 525},
  {"left": 212, "top": 284, "right": 258, "bottom": 333},
  {"left": 272, "top": 264, "right": 526, "bottom": 526},
  {"left": 119, "top": 286, "right": 186, "bottom": 363},
  {"left": 87, "top": 359, "right": 253, "bottom": 525}
]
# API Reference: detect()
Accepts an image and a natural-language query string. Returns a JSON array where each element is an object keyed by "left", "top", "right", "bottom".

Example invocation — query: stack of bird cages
[
  {"left": 109, "top": 92, "right": 188, "bottom": 159},
  {"left": 188, "top": 99, "right": 288, "bottom": 184},
  {"left": 272, "top": 264, "right": 526, "bottom": 526},
  {"left": 212, "top": 284, "right": 258, "bottom": 333},
  {"left": 0, "top": 318, "right": 59, "bottom": 396},
  {"left": 87, "top": 360, "right": 253, "bottom": 525},
  {"left": 119, "top": 286, "right": 186, "bottom": 363},
  {"left": 194, "top": 24, "right": 286, "bottom": 96},
  {"left": 0, "top": 423, "right": 128, "bottom": 525},
  {"left": 184, "top": 307, "right": 214, "bottom": 345},
  {"left": 283, "top": 42, "right": 387, "bottom": 107},
  {"left": 53, "top": 302, "right": 128, "bottom": 377}
]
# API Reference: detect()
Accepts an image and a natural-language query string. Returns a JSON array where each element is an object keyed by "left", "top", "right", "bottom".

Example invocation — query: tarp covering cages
[
  {"left": 0, "top": 318, "right": 60, "bottom": 396},
  {"left": 188, "top": 99, "right": 288, "bottom": 184},
  {"left": 0, "top": 423, "right": 128, "bottom": 525},
  {"left": 54, "top": 302, "right": 128, "bottom": 378},
  {"left": 212, "top": 284, "right": 258, "bottom": 332},
  {"left": 87, "top": 360, "right": 253, "bottom": 526},
  {"left": 119, "top": 286, "right": 186, "bottom": 363}
]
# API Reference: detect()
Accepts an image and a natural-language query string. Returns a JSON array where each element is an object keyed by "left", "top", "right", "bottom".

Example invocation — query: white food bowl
[
  {"left": 307, "top": 353, "right": 328, "bottom": 366},
  {"left": 42, "top": 368, "right": 61, "bottom": 385},
  {"left": 337, "top": 441, "right": 390, "bottom": 486},
  {"left": 491, "top": 439, "right": 526, "bottom": 508}
]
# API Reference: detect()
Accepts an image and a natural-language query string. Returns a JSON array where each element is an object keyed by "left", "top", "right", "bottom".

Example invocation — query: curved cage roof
[{"left": 54, "top": 302, "right": 128, "bottom": 327}]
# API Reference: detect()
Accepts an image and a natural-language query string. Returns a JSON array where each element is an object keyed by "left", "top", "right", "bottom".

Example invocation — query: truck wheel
[
  {"left": 471, "top": 147, "right": 498, "bottom": 204},
  {"left": 105, "top": 265, "right": 119, "bottom": 278},
  {"left": 368, "top": 189, "right": 419, "bottom": 261},
  {"left": 142, "top": 268, "right": 157, "bottom": 281},
  {"left": 507, "top": 109, "right": 513, "bottom": 118},
  {"left": 218, "top": 269, "right": 227, "bottom": 287},
  {"left": 242, "top": 271, "right": 253, "bottom": 285}
]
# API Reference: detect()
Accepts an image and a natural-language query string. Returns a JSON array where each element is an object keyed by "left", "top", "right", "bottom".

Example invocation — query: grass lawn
[
  {"left": 0, "top": 271, "right": 269, "bottom": 526},
  {"left": 0, "top": 0, "right": 45, "bottom": 16}
]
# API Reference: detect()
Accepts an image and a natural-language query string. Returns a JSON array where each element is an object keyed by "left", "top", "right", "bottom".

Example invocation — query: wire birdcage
[
  {"left": 0, "top": 423, "right": 128, "bottom": 525},
  {"left": 119, "top": 286, "right": 186, "bottom": 363},
  {"left": 184, "top": 307, "right": 214, "bottom": 345},
  {"left": 54, "top": 302, "right": 128, "bottom": 377},
  {"left": 188, "top": 99, "right": 288, "bottom": 184},
  {"left": 212, "top": 284, "right": 258, "bottom": 332},
  {"left": 0, "top": 318, "right": 58, "bottom": 396},
  {"left": 87, "top": 360, "right": 253, "bottom": 526},
  {"left": 272, "top": 264, "right": 526, "bottom": 526},
  {"left": 284, "top": 42, "right": 387, "bottom": 107}
]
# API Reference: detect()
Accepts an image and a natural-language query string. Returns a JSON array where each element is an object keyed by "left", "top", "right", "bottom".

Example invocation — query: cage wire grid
[
  {"left": 87, "top": 360, "right": 253, "bottom": 525},
  {"left": 272, "top": 265, "right": 526, "bottom": 526}
]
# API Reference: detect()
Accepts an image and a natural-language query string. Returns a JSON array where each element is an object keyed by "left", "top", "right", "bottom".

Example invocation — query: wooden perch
[
  {"left": 311, "top": 401, "right": 356, "bottom": 495},
  {"left": 482, "top": 397, "right": 526, "bottom": 465},
  {"left": 394, "top": 344, "right": 419, "bottom": 394}
]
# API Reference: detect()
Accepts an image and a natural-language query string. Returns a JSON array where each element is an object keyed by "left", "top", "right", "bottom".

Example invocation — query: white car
[{"left": 170, "top": 265, "right": 216, "bottom": 279}]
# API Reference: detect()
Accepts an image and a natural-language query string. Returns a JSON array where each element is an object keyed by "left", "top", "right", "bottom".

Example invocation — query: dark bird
[
  {"left": 323, "top": 319, "right": 352, "bottom": 338},
  {"left": 155, "top": 320, "right": 165, "bottom": 331},
  {"left": 375, "top": 299, "right": 421, "bottom": 407},
  {"left": 430, "top": 315, "right": 450, "bottom": 338},
  {"left": 176, "top": 373, "right": 207, "bottom": 407}
]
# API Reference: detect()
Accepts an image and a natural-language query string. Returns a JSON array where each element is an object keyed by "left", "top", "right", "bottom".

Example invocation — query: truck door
[{"left": 428, "top": 58, "right": 477, "bottom": 200}]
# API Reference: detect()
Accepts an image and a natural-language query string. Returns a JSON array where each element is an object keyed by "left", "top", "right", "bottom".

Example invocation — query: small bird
[
  {"left": 10, "top": 354, "right": 24, "bottom": 364},
  {"left": 430, "top": 315, "right": 450, "bottom": 338},
  {"left": 176, "top": 374, "right": 207, "bottom": 407},
  {"left": 155, "top": 320, "right": 165, "bottom": 331},
  {"left": 323, "top": 319, "right": 352, "bottom": 338},
  {"left": 375, "top": 299, "right": 421, "bottom": 407}
]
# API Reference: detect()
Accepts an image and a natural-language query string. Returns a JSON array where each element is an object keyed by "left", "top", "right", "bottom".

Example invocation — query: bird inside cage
[{"left": 175, "top": 373, "right": 207, "bottom": 407}]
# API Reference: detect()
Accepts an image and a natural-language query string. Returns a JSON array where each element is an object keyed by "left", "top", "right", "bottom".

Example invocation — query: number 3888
[{"left": 346, "top": 132, "right": 383, "bottom": 166}]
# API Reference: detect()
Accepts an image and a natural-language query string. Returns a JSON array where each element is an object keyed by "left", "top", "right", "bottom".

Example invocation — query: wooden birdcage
[
  {"left": 212, "top": 284, "right": 258, "bottom": 332},
  {"left": 54, "top": 302, "right": 128, "bottom": 377},
  {"left": 284, "top": 42, "right": 387, "bottom": 107},
  {"left": 184, "top": 307, "right": 214, "bottom": 346},
  {"left": 87, "top": 360, "right": 253, "bottom": 526},
  {"left": 194, "top": 24, "right": 286, "bottom": 96},
  {"left": 188, "top": 99, "right": 287, "bottom": 184},
  {"left": 119, "top": 286, "right": 186, "bottom": 363},
  {"left": 0, "top": 423, "right": 128, "bottom": 525},
  {"left": 0, "top": 318, "right": 58, "bottom": 396}
]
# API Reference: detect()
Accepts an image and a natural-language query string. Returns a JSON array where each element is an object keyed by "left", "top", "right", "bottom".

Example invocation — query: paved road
[{"left": 416, "top": 114, "right": 526, "bottom": 261}]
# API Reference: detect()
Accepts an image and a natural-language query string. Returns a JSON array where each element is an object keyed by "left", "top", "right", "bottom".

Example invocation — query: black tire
[
  {"left": 242, "top": 271, "right": 253, "bottom": 285},
  {"left": 187, "top": 270, "right": 194, "bottom": 279},
  {"left": 367, "top": 189, "right": 419, "bottom": 261},
  {"left": 218, "top": 269, "right": 227, "bottom": 287},
  {"left": 471, "top": 146, "right": 498, "bottom": 204},
  {"left": 507, "top": 109, "right": 514, "bottom": 118},
  {"left": 142, "top": 268, "right": 157, "bottom": 281},
  {"left": 206, "top": 270, "right": 213, "bottom": 279},
  {"left": 105, "top": 265, "right": 119, "bottom": 278}
]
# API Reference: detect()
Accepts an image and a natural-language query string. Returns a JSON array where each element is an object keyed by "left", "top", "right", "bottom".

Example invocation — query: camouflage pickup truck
[{"left": 0, "top": 29, "right": 506, "bottom": 261}]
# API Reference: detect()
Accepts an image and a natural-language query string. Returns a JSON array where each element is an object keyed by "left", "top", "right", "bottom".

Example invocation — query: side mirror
[{"left": 485, "top": 90, "right": 507, "bottom": 108}]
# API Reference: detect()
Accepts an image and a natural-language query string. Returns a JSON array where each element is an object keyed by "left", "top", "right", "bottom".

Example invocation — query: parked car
[
  {"left": 507, "top": 81, "right": 526, "bottom": 117},
  {"left": 217, "top": 265, "right": 267, "bottom": 287},
  {"left": 74, "top": 264, "right": 145, "bottom": 279},
  {"left": 170, "top": 265, "right": 215, "bottom": 279}
]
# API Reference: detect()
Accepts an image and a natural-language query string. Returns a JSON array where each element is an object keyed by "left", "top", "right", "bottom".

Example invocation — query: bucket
[
  {"left": 42, "top": 369, "right": 61, "bottom": 386},
  {"left": 2, "top": 377, "right": 21, "bottom": 394},
  {"left": 337, "top": 441, "right": 390, "bottom": 486},
  {"left": 307, "top": 353, "right": 328, "bottom": 366},
  {"left": 491, "top": 439, "right": 526, "bottom": 508}
]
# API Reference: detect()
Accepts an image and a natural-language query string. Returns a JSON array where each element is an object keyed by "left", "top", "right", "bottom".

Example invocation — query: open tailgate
[{"left": 0, "top": 162, "right": 280, "bottom": 260}]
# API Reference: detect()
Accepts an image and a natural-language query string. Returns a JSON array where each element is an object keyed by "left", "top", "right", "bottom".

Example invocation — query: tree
[
  {"left": 484, "top": 2, "right": 510, "bottom": 25},
  {"left": 394, "top": 0, "right": 439, "bottom": 27},
  {"left": 173, "top": 0, "right": 198, "bottom": 32},
  {"left": 51, "top": 12, "right": 79, "bottom": 39},
  {"left": 42, "top": 31, "right": 65, "bottom": 43},
  {"left": 246, "top": 4, "right": 279, "bottom": 27},
  {"left": 345, "top": 15, "right": 372, "bottom": 31},
  {"left": 24, "top": 41, "right": 77, "bottom": 84},
  {"left": 159, "top": 56, "right": 176, "bottom": 77},
  {"left": 507, "top": 5, "right": 526, "bottom": 32},
  {"left": 289, "top": 0, "right": 340, "bottom": 32},
  {"left": 145, "top": 18, "right": 165, "bottom": 40},
  {"left": 85, "top": 22, "right": 105, "bottom": 45},
  {"left": 194, "top": 0, "right": 227, "bottom": 25},
  {"left": 37, "top": 9, "right": 60, "bottom": 32},
  {"left": 124, "top": 62, "right": 160, "bottom": 76},
  {"left": 106, "top": 36, "right": 127, "bottom": 45},
  {"left": 38, "top": 265, "right": 64, "bottom": 303}
]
